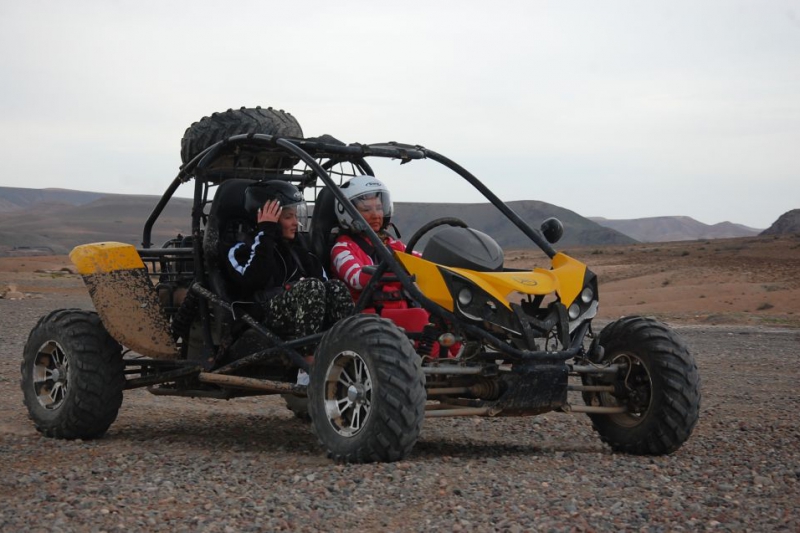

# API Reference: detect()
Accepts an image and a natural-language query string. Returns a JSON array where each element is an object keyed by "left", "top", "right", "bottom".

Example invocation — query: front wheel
[
  {"left": 21, "top": 309, "right": 124, "bottom": 439},
  {"left": 582, "top": 316, "right": 701, "bottom": 455},
  {"left": 308, "top": 314, "right": 426, "bottom": 463}
]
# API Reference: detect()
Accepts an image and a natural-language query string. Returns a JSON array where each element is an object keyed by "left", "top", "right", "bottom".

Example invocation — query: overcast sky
[{"left": 1, "top": 0, "right": 798, "bottom": 228}]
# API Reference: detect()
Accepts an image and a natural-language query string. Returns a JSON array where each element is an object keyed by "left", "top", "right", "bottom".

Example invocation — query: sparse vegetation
[{"left": 757, "top": 302, "right": 774, "bottom": 311}]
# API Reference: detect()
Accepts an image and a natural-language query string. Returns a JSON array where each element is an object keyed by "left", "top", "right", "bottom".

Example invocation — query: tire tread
[
  {"left": 585, "top": 316, "right": 700, "bottom": 455},
  {"left": 308, "top": 315, "right": 425, "bottom": 463},
  {"left": 21, "top": 309, "right": 124, "bottom": 439}
]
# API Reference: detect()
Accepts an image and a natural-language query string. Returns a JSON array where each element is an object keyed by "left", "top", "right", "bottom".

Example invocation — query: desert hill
[
  {"left": 0, "top": 187, "right": 105, "bottom": 213},
  {"left": 760, "top": 209, "right": 800, "bottom": 236},
  {"left": 0, "top": 193, "right": 193, "bottom": 254},
  {"left": 393, "top": 200, "right": 635, "bottom": 248},
  {"left": 590, "top": 216, "right": 761, "bottom": 242},
  {"left": 0, "top": 186, "right": 633, "bottom": 255}
]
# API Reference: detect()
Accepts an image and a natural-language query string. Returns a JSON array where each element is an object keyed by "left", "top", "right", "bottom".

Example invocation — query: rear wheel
[
  {"left": 582, "top": 316, "right": 700, "bottom": 455},
  {"left": 308, "top": 314, "right": 426, "bottom": 463},
  {"left": 21, "top": 309, "right": 124, "bottom": 439}
]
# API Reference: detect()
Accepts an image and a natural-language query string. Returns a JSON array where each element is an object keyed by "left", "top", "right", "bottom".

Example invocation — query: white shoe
[{"left": 296, "top": 369, "right": 309, "bottom": 386}]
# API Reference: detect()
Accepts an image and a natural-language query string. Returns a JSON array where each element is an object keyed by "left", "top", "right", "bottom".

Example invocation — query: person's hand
[{"left": 257, "top": 199, "right": 281, "bottom": 223}]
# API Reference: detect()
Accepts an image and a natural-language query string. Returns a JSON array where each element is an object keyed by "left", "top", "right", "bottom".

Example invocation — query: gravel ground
[{"left": 1, "top": 295, "right": 799, "bottom": 532}]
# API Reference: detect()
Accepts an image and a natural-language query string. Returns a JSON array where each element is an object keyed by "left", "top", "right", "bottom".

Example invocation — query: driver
[
  {"left": 228, "top": 180, "right": 353, "bottom": 338},
  {"left": 329, "top": 175, "right": 409, "bottom": 309}
]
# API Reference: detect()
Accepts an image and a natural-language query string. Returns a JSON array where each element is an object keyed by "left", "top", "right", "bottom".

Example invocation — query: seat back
[
  {"left": 309, "top": 186, "right": 339, "bottom": 273},
  {"left": 203, "top": 179, "right": 257, "bottom": 301}
]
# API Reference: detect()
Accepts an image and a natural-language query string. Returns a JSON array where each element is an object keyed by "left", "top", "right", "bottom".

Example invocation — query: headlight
[
  {"left": 580, "top": 287, "right": 594, "bottom": 303},
  {"left": 457, "top": 288, "right": 473, "bottom": 306},
  {"left": 568, "top": 303, "right": 581, "bottom": 320}
]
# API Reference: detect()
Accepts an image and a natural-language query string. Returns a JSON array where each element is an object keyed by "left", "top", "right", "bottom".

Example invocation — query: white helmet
[{"left": 334, "top": 175, "right": 393, "bottom": 231}]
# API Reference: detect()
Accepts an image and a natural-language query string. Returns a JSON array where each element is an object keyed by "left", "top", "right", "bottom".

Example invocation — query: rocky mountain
[
  {"left": 760, "top": 209, "right": 800, "bottom": 236},
  {"left": 0, "top": 186, "right": 633, "bottom": 255},
  {"left": 589, "top": 216, "right": 762, "bottom": 243}
]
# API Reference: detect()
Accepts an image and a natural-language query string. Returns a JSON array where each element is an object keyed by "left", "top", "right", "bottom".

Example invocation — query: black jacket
[{"left": 226, "top": 221, "right": 325, "bottom": 300}]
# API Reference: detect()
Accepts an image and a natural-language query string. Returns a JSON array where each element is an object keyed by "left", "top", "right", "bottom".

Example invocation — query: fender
[{"left": 70, "top": 242, "right": 178, "bottom": 359}]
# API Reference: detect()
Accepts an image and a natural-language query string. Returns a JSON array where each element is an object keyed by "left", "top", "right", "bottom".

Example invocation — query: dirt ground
[
  {"left": 2, "top": 236, "right": 799, "bottom": 531},
  {"left": 3, "top": 233, "right": 800, "bottom": 328}
]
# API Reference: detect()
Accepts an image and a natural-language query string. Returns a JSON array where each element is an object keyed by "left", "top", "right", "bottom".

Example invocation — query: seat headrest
[{"left": 208, "top": 179, "right": 257, "bottom": 222}]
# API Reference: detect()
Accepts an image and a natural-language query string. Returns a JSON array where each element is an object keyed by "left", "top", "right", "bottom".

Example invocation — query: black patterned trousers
[{"left": 265, "top": 278, "right": 354, "bottom": 338}]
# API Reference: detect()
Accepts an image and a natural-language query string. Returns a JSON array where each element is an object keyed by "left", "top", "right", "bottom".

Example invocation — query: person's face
[
  {"left": 279, "top": 206, "right": 298, "bottom": 239},
  {"left": 355, "top": 195, "right": 384, "bottom": 231}
]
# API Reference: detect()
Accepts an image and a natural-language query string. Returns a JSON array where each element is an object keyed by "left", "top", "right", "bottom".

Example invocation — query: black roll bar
[
  {"left": 272, "top": 137, "right": 580, "bottom": 361},
  {"left": 421, "top": 148, "right": 558, "bottom": 259},
  {"left": 143, "top": 132, "right": 579, "bottom": 361}
]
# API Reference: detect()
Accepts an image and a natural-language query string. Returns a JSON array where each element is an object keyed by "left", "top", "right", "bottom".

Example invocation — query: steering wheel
[{"left": 405, "top": 217, "right": 470, "bottom": 254}]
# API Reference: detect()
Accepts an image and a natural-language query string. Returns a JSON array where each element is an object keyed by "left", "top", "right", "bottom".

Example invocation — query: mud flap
[{"left": 70, "top": 242, "right": 178, "bottom": 359}]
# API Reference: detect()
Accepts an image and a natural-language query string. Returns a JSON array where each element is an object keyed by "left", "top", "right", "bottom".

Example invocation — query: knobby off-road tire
[
  {"left": 308, "top": 314, "right": 426, "bottom": 463},
  {"left": 21, "top": 309, "right": 124, "bottom": 439},
  {"left": 582, "top": 316, "right": 701, "bottom": 455},
  {"left": 180, "top": 106, "right": 303, "bottom": 167}
]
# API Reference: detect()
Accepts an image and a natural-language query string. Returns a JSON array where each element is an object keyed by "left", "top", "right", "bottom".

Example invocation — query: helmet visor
[
  {"left": 352, "top": 191, "right": 392, "bottom": 220},
  {"left": 280, "top": 200, "right": 309, "bottom": 231}
]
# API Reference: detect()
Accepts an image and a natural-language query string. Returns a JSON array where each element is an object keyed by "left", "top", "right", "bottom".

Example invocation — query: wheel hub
[
  {"left": 323, "top": 350, "right": 373, "bottom": 437},
  {"left": 33, "top": 340, "right": 70, "bottom": 410},
  {"left": 347, "top": 383, "right": 367, "bottom": 404},
  {"left": 607, "top": 353, "right": 653, "bottom": 426}
]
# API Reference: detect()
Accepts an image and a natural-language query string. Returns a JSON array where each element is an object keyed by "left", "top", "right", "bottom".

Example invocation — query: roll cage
[{"left": 139, "top": 134, "right": 588, "bottom": 366}]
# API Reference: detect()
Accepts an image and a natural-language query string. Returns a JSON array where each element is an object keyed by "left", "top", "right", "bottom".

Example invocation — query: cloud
[{"left": 0, "top": 0, "right": 798, "bottom": 228}]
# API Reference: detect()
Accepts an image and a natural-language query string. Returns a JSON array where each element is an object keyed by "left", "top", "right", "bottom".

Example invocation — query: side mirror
[{"left": 540, "top": 217, "right": 564, "bottom": 244}]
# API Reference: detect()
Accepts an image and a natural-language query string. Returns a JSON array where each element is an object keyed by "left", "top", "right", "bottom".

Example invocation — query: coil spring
[{"left": 416, "top": 324, "right": 439, "bottom": 357}]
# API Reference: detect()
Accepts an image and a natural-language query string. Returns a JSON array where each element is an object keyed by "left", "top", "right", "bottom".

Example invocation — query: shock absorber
[{"left": 417, "top": 324, "right": 439, "bottom": 357}]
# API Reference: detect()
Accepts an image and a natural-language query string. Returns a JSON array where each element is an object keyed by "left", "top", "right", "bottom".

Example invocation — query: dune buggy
[{"left": 21, "top": 107, "right": 701, "bottom": 463}]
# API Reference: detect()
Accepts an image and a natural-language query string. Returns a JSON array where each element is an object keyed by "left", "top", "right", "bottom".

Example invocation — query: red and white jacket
[{"left": 330, "top": 233, "right": 408, "bottom": 306}]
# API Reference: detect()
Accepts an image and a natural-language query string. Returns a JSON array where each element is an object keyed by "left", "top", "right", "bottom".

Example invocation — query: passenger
[
  {"left": 227, "top": 180, "right": 353, "bottom": 338},
  {"left": 330, "top": 175, "right": 459, "bottom": 358},
  {"left": 329, "top": 175, "right": 409, "bottom": 310}
]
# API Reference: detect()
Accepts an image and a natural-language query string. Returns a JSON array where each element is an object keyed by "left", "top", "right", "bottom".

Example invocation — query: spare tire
[{"left": 181, "top": 106, "right": 303, "bottom": 178}]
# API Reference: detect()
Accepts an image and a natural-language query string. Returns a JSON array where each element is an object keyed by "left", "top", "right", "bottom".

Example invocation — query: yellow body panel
[
  {"left": 550, "top": 253, "right": 588, "bottom": 307},
  {"left": 69, "top": 242, "right": 178, "bottom": 359},
  {"left": 395, "top": 252, "right": 455, "bottom": 311},
  {"left": 70, "top": 242, "right": 146, "bottom": 275},
  {"left": 395, "top": 251, "right": 588, "bottom": 310}
]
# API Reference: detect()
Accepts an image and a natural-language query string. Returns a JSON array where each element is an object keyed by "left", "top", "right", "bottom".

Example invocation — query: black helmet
[
  {"left": 244, "top": 180, "right": 308, "bottom": 229},
  {"left": 245, "top": 180, "right": 304, "bottom": 215}
]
